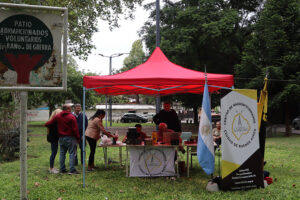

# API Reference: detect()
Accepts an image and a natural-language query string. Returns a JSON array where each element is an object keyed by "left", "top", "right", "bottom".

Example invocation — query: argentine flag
[{"left": 197, "top": 82, "right": 215, "bottom": 175}]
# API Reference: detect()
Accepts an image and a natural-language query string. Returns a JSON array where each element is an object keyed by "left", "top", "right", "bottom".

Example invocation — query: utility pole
[{"left": 98, "top": 53, "right": 129, "bottom": 126}]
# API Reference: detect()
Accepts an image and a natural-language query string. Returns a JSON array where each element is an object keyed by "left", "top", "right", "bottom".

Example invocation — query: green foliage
[
  {"left": 118, "top": 39, "right": 155, "bottom": 104},
  {"left": 0, "top": 103, "right": 20, "bottom": 161},
  {"left": 0, "top": 91, "right": 12, "bottom": 103},
  {"left": 2, "top": 0, "right": 143, "bottom": 60},
  {"left": 119, "top": 40, "right": 146, "bottom": 72},
  {"left": 235, "top": 0, "right": 300, "bottom": 124},
  {"left": 141, "top": 0, "right": 261, "bottom": 73},
  {"left": 140, "top": 0, "right": 263, "bottom": 120}
]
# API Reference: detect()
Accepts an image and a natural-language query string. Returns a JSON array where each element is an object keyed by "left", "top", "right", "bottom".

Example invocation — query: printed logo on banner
[
  {"left": 138, "top": 148, "right": 167, "bottom": 175},
  {"left": 223, "top": 102, "right": 257, "bottom": 149},
  {"left": 232, "top": 113, "right": 250, "bottom": 141}
]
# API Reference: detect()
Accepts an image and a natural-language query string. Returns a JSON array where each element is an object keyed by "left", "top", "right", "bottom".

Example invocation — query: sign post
[
  {"left": 0, "top": 3, "right": 68, "bottom": 200},
  {"left": 20, "top": 91, "right": 27, "bottom": 200}
]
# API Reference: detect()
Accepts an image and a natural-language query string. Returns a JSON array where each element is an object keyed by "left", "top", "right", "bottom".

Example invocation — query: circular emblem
[
  {"left": 138, "top": 148, "right": 167, "bottom": 176},
  {"left": 201, "top": 124, "right": 211, "bottom": 136},
  {"left": 0, "top": 14, "right": 53, "bottom": 83}
]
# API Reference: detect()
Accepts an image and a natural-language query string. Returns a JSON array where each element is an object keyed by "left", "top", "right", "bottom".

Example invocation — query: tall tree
[
  {"left": 3, "top": 0, "right": 143, "bottom": 60},
  {"left": 140, "top": 0, "right": 263, "bottom": 121},
  {"left": 120, "top": 40, "right": 146, "bottom": 73},
  {"left": 118, "top": 40, "right": 149, "bottom": 104},
  {"left": 235, "top": 0, "right": 300, "bottom": 135}
]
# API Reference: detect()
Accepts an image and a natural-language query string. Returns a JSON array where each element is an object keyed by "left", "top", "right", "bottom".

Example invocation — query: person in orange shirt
[
  {"left": 157, "top": 122, "right": 174, "bottom": 143},
  {"left": 157, "top": 123, "right": 185, "bottom": 153}
]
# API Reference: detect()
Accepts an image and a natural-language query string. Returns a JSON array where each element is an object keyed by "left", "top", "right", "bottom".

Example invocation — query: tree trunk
[
  {"left": 48, "top": 102, "right": 55, "bottom": 118},
  {"left": 136, "top": 94, "right": 140, "bottom": 104},
  {"left": 193, "top": 106, "right": 199, "bottom": 125},
  {"left": 11, "top": 92, "right": 21, "bottom": 128},
  {"left": 284, "top": 102, "right": 291, "bottom": 136}
]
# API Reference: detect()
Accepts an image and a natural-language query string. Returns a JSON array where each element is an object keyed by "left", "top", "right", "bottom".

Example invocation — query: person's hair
[
  {"left": 135, "top": 124, "right": 142, "bottom": 128},
  {"left": 163, "top": 101, "right": 171, "bottom": 105},
  {"left": 62, "top": 104, "right": 72, "bottom": 111},
  {"left": 158, "top": 122, "right": 167, "bottom": 130},
  {"left": 49, "top": 108, "right": 62, "bottom": 120},
  {"left": 74, "top": 104, "right": 81, "bottom": 107},
  {"left": 90, "top": 109, "right": 105, "bottom": 120}
]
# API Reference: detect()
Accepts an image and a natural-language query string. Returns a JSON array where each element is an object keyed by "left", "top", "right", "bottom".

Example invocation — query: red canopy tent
[
  {"left": 81, "top": 47, "right": 234, "bottom": 186},
  {"left": 83, "top": 47, "right": 234, "bottom": 95}
]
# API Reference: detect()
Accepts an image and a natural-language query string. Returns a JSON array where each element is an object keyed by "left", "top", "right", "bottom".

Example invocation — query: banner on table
[
  {"left": 221, "top": 89, "right": 264, "bottom": 190},
  {"left": 129, "top": 146, "right": 176, "bottom": 177}
]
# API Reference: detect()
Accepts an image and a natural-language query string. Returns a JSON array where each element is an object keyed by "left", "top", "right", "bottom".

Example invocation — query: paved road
[{"left": 268, "top": 125, "right": 300, "bottom": 135}]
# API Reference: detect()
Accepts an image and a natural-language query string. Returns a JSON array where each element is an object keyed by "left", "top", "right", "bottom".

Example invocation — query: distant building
[{"left": 96, "top": 104, "right": 156, "bottom": 120}]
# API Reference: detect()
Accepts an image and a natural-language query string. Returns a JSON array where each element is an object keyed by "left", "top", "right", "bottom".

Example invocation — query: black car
[
  {"left": 120, "top": 113, "right": 148, "bottom": 123},
  {"left": 292, "top": 116, "right": 300, "bottom": 130}
]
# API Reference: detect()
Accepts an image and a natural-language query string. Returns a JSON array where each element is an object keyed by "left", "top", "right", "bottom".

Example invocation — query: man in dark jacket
[
  {"left": 73, "top": 104, "right": 88, "bottom": 165},
  {"left": 45, "top": 104, "right": 80, "bottom": 174},
  {"left": 153, "top": 101, "right": 182, "bottom": 132}
]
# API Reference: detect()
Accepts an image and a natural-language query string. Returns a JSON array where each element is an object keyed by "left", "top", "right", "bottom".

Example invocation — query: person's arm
[
  {"left": 122, "top": 136, "right": 127, "bottom": 143},
  {"left": 172, "top": 110, "right": 182, "bottom": 132},
  {"left": 98, "top": 120, "right": 117, "bottom": 138},
  {"left": 153, "top": 112, "right": 160, "bottom": 125},
  {"left": 84, "top": 115, "right": 88, "bottom": 130},
  {"left": 72, "top": 117, "right": 80, "bottom": 141},
  {"left": 140, "top": 131, "right": 149, "bottom": 139},
  {"left": 45, "top": 115, "right": 57, "bottom": 127}
]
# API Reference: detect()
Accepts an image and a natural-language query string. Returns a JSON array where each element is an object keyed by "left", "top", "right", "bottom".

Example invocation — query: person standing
[
  {"left": 153, "top": 101, "right": 182, "bottom": 132},
  {"left": 45, "top": 104, "right": 80, "bottom": 174},
  {"left": 73, "top": 104, "right": 88, "bottom": 165},
  {"left": 85, "top": 109, "right": 118, "bottom": 171},
  {"left": 46, "top": 108, "right": 62, "bottom": 174},
  {"left": 212, "top": 121, "right": 222, "bottom": 149}
]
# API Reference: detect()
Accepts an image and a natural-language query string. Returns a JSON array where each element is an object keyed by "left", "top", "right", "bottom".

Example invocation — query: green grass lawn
[
  {"left": 0, "top": 126, "right": 300, "bottom": 200},
  {"left": 28, "top": 121, "right": 154, "bottom": 127}
]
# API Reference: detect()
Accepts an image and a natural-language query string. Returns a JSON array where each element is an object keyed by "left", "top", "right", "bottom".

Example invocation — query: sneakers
[
  {"left": 68, "top": 170, "right": 80, "bottom": 175},
  {"left": 60, "top": 170, "right": 68, "bottom": 174},
  {"left": 49, "top": 168, "right": 59, "bottom": 174},
  {"left": 88, "top": 167, "right": 95, "bottom": 171}
]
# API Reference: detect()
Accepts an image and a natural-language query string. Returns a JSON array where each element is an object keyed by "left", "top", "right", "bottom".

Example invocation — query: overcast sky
[{"left": 74, "top": 3, "right": 151, "bottom": 75}]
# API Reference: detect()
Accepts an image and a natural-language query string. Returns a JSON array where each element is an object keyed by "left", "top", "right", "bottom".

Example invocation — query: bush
[
  {"left": 0, "top": 103, "right": 20, "bottom": 161},
  {"left": 0, "top": 128, "right": 20, "bottom": 161}
]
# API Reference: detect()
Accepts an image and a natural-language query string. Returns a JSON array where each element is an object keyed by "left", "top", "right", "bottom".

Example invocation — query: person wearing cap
[
  {"left": 122, "top": 124, "right": 150, "bottom": 143},
  {"left": 45, "top": 104, "right": 80, "bottom": 174}
]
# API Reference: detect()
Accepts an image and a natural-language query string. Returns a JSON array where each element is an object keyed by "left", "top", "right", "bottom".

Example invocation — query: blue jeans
[
  {"left": 59, "top": 136, "right": 77, "bottom": 172},
  {"left": 50, "top": 141, "right": 58, "bottom": 168}
]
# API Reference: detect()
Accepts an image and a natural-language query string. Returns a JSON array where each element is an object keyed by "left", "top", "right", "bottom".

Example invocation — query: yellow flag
[{"left": 257, "top": 78, "right": 268, "bottom": 130}]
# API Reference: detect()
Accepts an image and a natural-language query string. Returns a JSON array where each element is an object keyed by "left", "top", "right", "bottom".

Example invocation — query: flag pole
[{"left": 206, "top": 65, "right": 213, "bottom": 179}]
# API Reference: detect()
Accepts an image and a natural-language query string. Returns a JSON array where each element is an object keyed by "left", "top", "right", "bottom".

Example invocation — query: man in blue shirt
[{"left": 73, "top": 104, "right": 88, "bottom": 165}]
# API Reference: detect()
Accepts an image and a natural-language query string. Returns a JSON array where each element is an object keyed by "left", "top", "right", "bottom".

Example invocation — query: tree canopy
[
  {"left": 235, "top": 0, "right": 300, "bottom": 134},
  {"left": 140, "top": 0, "right": 263, "bottom": 123}
]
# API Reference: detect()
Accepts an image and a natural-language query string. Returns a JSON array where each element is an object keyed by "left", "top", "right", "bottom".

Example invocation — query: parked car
[
  {"left": 120, "top": 113, "right": 148, "bottom": 123},
  {"left": 292, "top": 116, "right": 300, "bottom": 130},
  {"left": 143, "top": 113, "right": 155, "bottom": 121}
]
